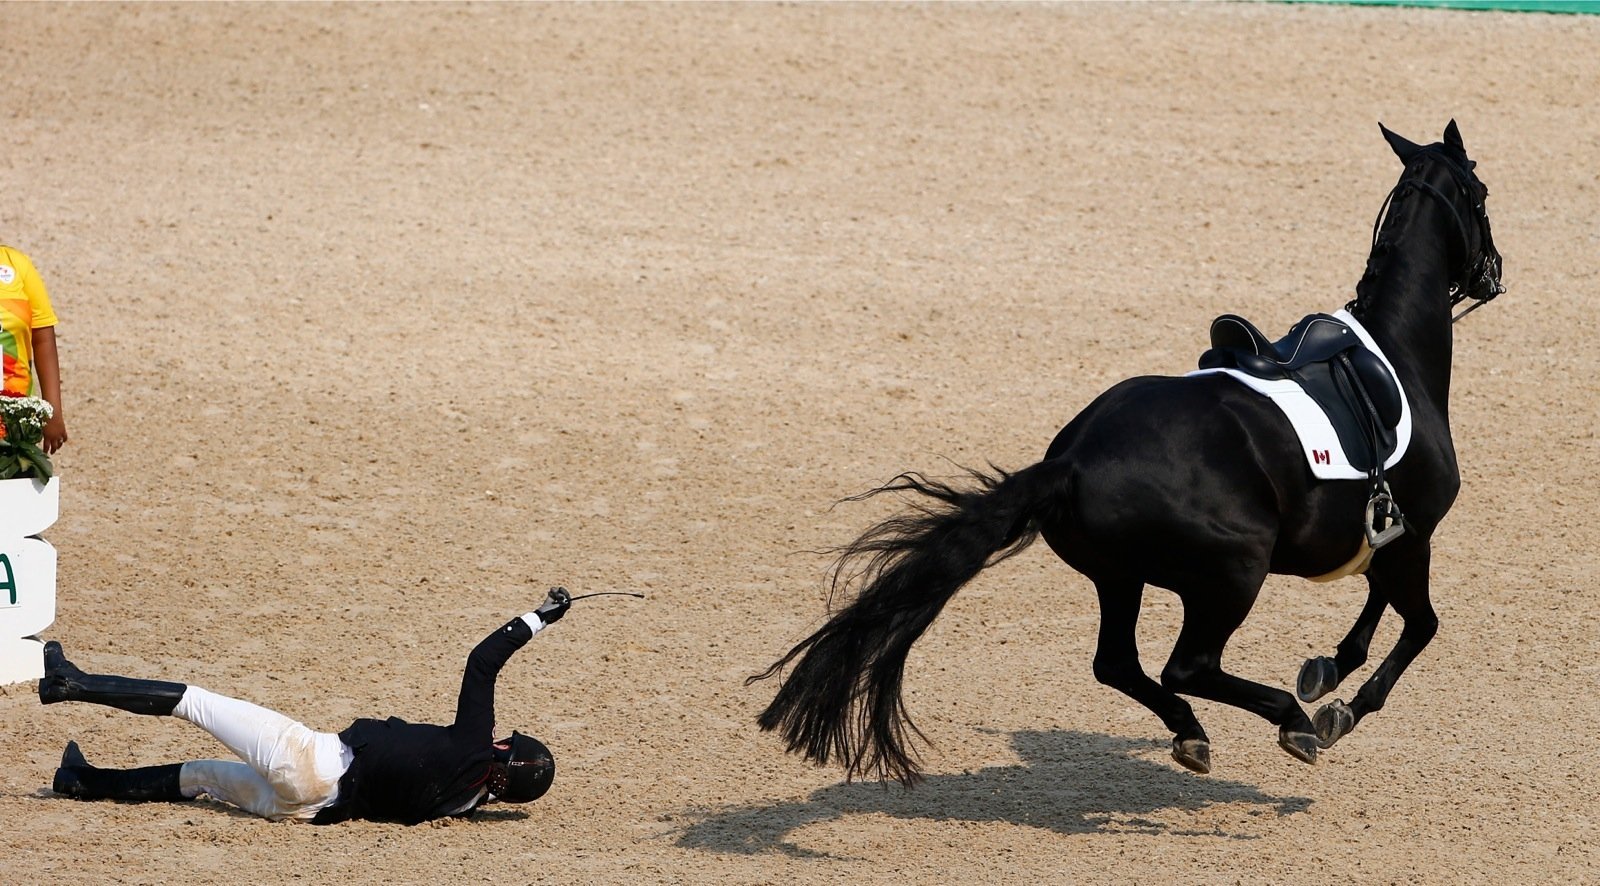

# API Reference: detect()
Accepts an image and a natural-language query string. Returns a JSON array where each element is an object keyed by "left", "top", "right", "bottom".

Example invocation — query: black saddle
[
  {"left": 1205, "top": 314, "right": 1360, "bottom": 374},
  {"left": 1199, "top": 313, "right": 1403, "bottom": 473}
]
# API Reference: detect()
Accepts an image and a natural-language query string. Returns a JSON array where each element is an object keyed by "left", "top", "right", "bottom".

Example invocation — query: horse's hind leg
[
  {"left": 1161, "top": 583, "right": 1321, "bottom": 766},
  {"left": 1298, "top": 589, "right": 1387, "bottom": 703},
  {"left": 1312, "top": 544, "right": 1438, "bottom": 750},
  {"left": 1089, "top": 579, "right": 1211, "bottom": 773}
]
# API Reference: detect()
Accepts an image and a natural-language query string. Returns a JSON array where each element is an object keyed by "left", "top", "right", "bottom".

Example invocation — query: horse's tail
[{"left": 748, "top": 460, "right": 1066, "bottom": 785}]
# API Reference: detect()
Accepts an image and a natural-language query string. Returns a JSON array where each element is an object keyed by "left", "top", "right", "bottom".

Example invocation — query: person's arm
[
  {"left": 31, "top": 325, "right": 67, "bottom": 454},
  {"left": 450, "top": 589, "right": 571, "bottom": 734}
]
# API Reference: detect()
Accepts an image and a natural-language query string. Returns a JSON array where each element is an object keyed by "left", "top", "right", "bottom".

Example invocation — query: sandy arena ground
[{"left": 2, "top": 3, "right": 1598, "bottom": 883}]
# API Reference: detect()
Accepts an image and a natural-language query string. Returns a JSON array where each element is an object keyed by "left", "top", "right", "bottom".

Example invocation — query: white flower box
[
  {"left": 1, "top": 476, "right": 57, "bottom": 684},
  {"left": 0, "top": 476, "right": 59, "bottom": 539}
]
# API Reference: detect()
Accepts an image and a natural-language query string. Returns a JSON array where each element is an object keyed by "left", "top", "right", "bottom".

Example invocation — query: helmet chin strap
[{"left": 486, "top": 762, "right": 510, "bottom": 798}]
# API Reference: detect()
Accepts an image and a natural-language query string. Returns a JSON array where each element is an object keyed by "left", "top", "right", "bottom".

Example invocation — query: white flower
[{"left": 0, "top": 395, "right": 53, "bottom": 434}]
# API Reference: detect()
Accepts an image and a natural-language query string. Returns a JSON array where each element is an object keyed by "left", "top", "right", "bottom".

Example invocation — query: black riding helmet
[{"left": 488, "top": 732, "right": 554, "bottom": 803}]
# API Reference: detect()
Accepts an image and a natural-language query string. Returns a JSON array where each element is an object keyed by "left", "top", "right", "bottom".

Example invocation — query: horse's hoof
[
  {"left": 1278, "top": 728, "right": 1319, "bottom": 764},
  {"left": 1296, "top": 656, "right": 1339, "bottom": 703},
  {"left": 1172, "top": 738, "right": 1211, "bottom": 774},
  {"left": 1313, "top": 699, "right": 1356, "bottom": 749}
]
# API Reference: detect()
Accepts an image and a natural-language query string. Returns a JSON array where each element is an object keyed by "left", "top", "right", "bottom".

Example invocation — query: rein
[{"left": 1357, "top": 149, "right": 1504, "bottom": 324}]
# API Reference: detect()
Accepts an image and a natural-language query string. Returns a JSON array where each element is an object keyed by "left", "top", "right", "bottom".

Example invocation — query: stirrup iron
[{"left": 1364, "top": 484, "right": 1405, "bottom": 549}]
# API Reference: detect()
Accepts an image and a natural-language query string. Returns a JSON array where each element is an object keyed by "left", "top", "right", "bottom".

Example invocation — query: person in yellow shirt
[{"left": 0, "top": 245, "right": 68, "bottom": 453}]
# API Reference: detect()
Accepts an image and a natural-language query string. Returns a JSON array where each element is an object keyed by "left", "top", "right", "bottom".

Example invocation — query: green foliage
[{"left": 0, "top": 396, "right": 54, "bottom": 481}]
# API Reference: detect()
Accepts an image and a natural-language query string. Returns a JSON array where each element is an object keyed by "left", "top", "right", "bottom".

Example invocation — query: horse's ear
[
  {"left": 1380, "top": 122, "right": 1423, "bottom": 164},
  {"left": 1444, "top": 119, "right": 1465, "bottom": 150}
]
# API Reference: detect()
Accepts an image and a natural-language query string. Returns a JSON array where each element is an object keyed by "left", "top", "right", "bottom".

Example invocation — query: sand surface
[{"left": 3, "top": 3, "right": 1598, "bottom": 883}]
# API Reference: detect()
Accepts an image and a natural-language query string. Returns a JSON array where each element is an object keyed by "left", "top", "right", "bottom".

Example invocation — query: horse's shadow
[{"left": 675, "top": 729, "right": 1312, "bottom": 856}]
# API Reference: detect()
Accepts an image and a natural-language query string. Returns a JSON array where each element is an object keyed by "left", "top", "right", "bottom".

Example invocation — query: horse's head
[{"left": 1377, "top": 120, "right": 1505, "bottom": 319}]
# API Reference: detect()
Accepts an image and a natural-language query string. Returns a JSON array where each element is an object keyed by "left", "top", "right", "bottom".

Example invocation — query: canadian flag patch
[{"left": 1312, "top": 449, "right": 1331, "bottom": 465}]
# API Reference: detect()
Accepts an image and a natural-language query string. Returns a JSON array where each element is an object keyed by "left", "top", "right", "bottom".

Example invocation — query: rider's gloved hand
[{"left": 532, "top": 587, "right": 572, "bottom": 625}]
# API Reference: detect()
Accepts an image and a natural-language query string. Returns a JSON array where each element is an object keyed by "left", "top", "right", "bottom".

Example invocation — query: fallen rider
[{"left": 37, "top": 589, "right": 573, "bottom": 824}]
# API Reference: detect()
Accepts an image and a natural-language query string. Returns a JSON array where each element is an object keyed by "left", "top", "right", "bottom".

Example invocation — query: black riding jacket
[{"left": 312, "top": 616, "right": 535, "bottom": 825}]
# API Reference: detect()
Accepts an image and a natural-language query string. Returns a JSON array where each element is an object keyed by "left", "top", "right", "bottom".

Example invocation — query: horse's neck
[{"left": 1354, "top": 237, "right": 1456, "bottom": 413}]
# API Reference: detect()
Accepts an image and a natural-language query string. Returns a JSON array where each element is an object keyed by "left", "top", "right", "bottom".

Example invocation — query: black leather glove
[{"left": 534, "top": 587, "right": 571, "bottom": 624}]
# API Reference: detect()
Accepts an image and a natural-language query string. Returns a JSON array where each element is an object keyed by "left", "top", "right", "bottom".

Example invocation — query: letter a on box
[{"left": 0, "top": 537, "right": 57, "bottom": 685}]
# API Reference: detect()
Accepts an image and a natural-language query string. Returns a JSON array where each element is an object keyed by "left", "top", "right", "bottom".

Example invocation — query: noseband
[{"left": 1362, "top": 149, "right": 1504, "bottom": 324}]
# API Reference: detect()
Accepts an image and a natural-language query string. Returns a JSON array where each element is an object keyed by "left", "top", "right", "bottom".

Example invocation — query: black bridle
[{"left": 1355, "top": 148, "right": 1505, "bottom": 324}]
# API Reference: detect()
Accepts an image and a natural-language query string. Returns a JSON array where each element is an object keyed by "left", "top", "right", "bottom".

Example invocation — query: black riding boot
[
  {"left": 52, "top": 741, "right": 187, "bottom": 803},
  {"left": 37, "top": 641, "right": 186, "bottom": 716}
]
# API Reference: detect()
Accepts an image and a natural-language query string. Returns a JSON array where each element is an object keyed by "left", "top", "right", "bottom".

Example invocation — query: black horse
[{"left": 751, "top": 122, "right": 1503, "bottom": 782}]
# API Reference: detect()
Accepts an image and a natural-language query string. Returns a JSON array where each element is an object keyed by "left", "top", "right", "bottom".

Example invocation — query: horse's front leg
[
  {"left": 1297, "top": 588, "right": 1387, "bottom": 703},
  {"left": 1312, "top": 540, "right": 1438, "bottom": 749}
]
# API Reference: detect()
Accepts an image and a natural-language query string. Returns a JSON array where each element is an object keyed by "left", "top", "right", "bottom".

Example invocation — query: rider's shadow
[{"left": 675, "top": 729, "right": 1312, "bottom": 857}]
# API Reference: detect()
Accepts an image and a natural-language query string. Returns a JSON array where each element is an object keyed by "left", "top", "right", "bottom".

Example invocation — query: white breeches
[{"left": 171, "top": 686, "right": 352, "bottom": 822}]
